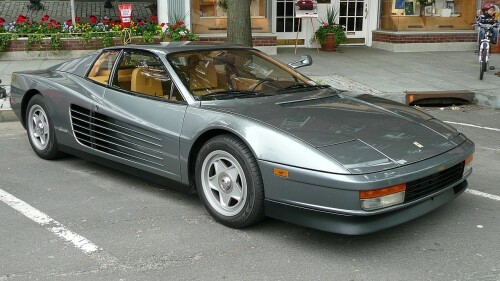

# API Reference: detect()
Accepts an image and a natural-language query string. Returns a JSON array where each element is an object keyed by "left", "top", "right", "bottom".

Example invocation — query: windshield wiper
[
  {"left": 275, "top": 83, "right": 330, "bottom": 94},
  {"left": 199, "top": 90, "right": 269, "bottom": 100}
]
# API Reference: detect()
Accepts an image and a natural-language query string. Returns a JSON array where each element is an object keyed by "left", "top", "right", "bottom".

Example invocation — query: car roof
[{"left": 104, "top": 42, "right": 252, "bottom": 54}]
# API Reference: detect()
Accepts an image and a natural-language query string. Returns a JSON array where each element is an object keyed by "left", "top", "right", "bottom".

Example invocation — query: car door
[{"left": 94, "top": 49, "right": 187, "bottom": 181}]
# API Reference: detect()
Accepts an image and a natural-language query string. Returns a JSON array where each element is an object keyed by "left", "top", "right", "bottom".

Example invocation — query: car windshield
[{"left": 167, "top": 49, "right": 325, "bottom": 100}]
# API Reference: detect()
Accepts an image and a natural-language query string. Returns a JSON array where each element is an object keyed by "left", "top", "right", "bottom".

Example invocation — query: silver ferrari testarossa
[{"left": 10, "top": 43, "right": 474, "bottom": 235}]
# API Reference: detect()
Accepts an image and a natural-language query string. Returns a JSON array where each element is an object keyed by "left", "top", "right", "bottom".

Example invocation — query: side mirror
[{"left": 287, "top": 55, "right": 313, "bottom": 69}]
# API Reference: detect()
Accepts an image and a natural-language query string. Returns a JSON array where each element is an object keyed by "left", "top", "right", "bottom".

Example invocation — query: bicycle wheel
[{"left": 480, "top": 49, "right": 487, "bottom": 80}]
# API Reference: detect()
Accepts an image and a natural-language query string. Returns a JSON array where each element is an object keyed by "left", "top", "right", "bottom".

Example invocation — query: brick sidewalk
[{"left": 0, "top": 1, "right": 156, "bottom": 23}]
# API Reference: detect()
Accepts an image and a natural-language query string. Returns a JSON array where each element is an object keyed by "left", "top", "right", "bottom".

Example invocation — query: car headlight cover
[
  {"left": 360, "top": 184, "right": 406, "bottom": 211},
  {"left": 463, "top": 154, "right": 473, "bottom": 177}
]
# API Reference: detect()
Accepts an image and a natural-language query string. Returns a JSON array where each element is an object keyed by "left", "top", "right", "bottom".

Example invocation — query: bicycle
[
  {"left": 474, "top": 22, "right": 500, "bottom": 80},
  {"left": 0, "top": 79, "right": 6, "bottom": 99}
]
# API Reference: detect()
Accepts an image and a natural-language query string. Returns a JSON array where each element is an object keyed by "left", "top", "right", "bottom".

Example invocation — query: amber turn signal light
[{"left": 359, "top": 184, "right": 407, "bottom": 199}]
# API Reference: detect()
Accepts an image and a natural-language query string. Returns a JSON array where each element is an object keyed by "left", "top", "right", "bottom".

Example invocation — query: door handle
[{"left": 365, "top": 3, "right": 368, "bottom": 19}]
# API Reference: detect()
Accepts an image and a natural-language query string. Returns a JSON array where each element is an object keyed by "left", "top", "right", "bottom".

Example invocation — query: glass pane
[
  {"left": 355, "top": 17, "right": 363, "bottom": 31},
  {"left": 285, "top": 18, "right": 294, "bottom": 32},
  {"left": 347, "top": 17, "right": 355, "bottom": 31},
  {"left": 87, "top": 50, "right": 120, "bottom": 85},
  {"left": 356, "top": 2, "right": 364, "bottom": 16},
  {"left": 339, "top": 17, "right": 347, "bottom": 27},
  {"left": 294, "top": 18, "right": 302, "bottom": 32},
  {"left": 348, "top": 2, "right": 356, "bottom": 16},
  {"left": 277, "top": 2, "right": 285, "bottom": 17},
  {"left": 286, "top": 2, "right": 294, "bottom": 16},
  {"left": 277, "top": 18, "right": 284, "bottom": 32},
  {"left": 340, "top": 2, "right": 347, "bottom": 16},
  {"left": 168, "top": 49, "right": 311, "bottom": 100},
  {"left": 111, "top": 51, "right": 172, "bottom": 99}
]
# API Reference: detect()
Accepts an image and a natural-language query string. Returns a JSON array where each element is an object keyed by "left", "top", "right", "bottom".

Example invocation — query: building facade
[{"left": 158, "top": 0, "right": 493, "bottom": 53}]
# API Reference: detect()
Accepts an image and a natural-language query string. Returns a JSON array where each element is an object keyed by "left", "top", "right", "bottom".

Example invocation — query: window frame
[
  {"left": 110, "top": 49, "right": 184, "bottom": 103},
  {"left": 85, "top": 49, "right": 122, "bottom": 86}
]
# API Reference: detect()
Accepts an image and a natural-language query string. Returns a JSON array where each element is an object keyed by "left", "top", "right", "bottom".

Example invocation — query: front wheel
[
  {"left": 195, "top": 134, "right": 264, "bottom": 228},
  {"left": 26, "top": 95, "right": 62, "bottom": 159},
  {"left": 480, "top": 50, "right": 486, "bottom": 80}
]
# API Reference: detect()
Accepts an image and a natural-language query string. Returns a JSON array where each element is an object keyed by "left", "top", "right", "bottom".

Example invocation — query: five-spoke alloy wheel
[
  {"left": 26, "top": 95, "right": 61, "bottom": 159},
  {"left": 195, "top": 134, "right": 264, "bottom": 228}
]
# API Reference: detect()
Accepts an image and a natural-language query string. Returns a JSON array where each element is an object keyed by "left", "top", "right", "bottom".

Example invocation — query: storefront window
[
  {"left": 380, "top": 0, "right": 476, "bottom": 31},
  {"left": 192, "top": 0, "right": 270, "bottom": 34}
]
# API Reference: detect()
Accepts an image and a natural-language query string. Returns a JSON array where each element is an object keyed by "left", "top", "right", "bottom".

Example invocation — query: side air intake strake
[{"left": 70, "top": 104, "right": 164, "bottom": 169}]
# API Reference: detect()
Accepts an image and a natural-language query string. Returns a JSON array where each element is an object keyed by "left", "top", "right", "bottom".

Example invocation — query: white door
[
  {"left": 273, "top": 0, "right": 307, "bottom": 45},
  {"left": 339, "top": 0, "right": 368, "bottom": 44}
]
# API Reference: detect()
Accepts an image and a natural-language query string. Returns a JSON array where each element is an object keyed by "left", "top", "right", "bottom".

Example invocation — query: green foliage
[
  {"left": 0, "top": 34, "right": 12, "bottom": 56},
  {"left": 101, "top": 32, "right": 114, "bottom": 47},
  {"left": 217, "top": 0, "right": 228, "bottom": 10},
  {"left": 27, "top": 33, "right": 44, "bottom": 50},
  {"left": 164, "top": 21, "right": 199, "bottom": 41},
  {"left": 0, "top": 14, "right": 198, "bottom": 53},
  {"left": 313, "top": 6, "right": 347, "bottom": 45},
  {"left": 50, "top": 33, "right": 61, "bottom": 50}
]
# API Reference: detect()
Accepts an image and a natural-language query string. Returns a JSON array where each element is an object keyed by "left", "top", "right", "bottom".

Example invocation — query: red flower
[
  {"left": 137, "top": 21, "right": 144, "bottom": 26},
  {"left": 56, "top": 24, "right": 60, "bottom": 29},
  {"left": 109, "top": 22, "right": 114, "bottom": 27},
  {"left": 172, "top": 24, "right": 177, "bottom": 30},
  {"left": 16, "top": 15, "right": 27, "bottom": 23},
  {"left": 50, "top": 19, "right": 57, "bottom": 24},
  {"left": 160, "top": 23, "right": 165, "bottom": 27},
  {"left": 42, "top": 15, "right": 49, "bottom": 21},
  {"left": 40, "top": 21, "right": 44, "bottom": 25},
  {"left": 75, "top": 16, "right": 81, "bottom": 22},
  {"left": 102, "top": 19, "right": 108, "bottom": 25},
  {"left": 48, "top": 23, "right": 54, "bottom": 28},
  {"left": 0, "top": 18, "right": 5, "bottom": 24},
  {"left": 66, "top": 20, "right": 72, "bottom": 25},
  {"left": 89, "top": 15, "right": 98, "bottom": 24},
  {"left": 151, "top": 15, "right": 157, "bottom": 22},
  {"left": 177, "top": 21, "right": 184, "bottom": 26}
]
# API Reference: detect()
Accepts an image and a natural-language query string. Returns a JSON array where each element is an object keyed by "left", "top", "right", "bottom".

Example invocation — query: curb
[{"left": 0, "top": 110, "right": 18, "bottom": 123}]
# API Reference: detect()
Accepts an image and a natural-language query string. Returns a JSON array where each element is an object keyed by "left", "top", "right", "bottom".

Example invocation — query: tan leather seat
[
  {"left": 189, "top": 58, "right": 219, "bottom": 95},
  {"left": 130, "top": 67, "right": 164, "bottom": 97}
]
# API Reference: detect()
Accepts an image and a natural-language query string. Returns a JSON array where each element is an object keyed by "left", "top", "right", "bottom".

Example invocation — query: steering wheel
[{"left": 250, "top": 78, "right": 273, "bottom": 91}]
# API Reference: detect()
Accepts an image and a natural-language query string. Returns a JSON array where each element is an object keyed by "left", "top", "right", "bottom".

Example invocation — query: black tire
[
  {"left": 195, "top": 134, "right": 264, "bottom": 228},
  {"left": 26, "top": 95, "right": 62, "bottom": 159},
  {"left": 480, "top": 44, "right": 487, "bottom": 80}
]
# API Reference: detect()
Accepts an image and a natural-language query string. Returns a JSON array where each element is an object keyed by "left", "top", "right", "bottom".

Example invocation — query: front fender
[{"left": 179, "top": 107, "right": 350, "bottom": 184}]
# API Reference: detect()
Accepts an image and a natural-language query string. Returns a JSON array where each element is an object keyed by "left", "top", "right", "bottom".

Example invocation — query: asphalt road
[{"left": 1, "top": 106, "right": 499, "bottom": 281}]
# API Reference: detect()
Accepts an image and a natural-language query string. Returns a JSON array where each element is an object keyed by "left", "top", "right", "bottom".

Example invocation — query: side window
[
  {"left": 112, "top": 51, "right": 183, "bottom": 101},
  {"left": 87, "top": 50, "right": 120, "bottom": 85}
]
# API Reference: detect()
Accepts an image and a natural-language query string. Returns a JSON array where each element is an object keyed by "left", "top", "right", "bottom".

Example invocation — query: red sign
[{"left": 118, "top": 3, "right": 132, "bottom": 28}]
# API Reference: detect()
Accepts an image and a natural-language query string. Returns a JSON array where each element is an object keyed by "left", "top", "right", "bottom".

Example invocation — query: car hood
[{"left": 200, "top": 89, "right": 464, "bottom": 174}]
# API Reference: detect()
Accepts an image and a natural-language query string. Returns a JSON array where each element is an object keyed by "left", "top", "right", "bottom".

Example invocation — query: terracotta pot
[
  {"left": 180, "top": 38, "right": 188, "bottom": 42},
  {"left": 321, "top": 33, "right": 336, "bottom": 52}
]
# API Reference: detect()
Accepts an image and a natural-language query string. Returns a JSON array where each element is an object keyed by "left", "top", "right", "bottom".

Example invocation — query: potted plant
[{"left": 313, "top": 6, "right": 346, "bottom": 52}]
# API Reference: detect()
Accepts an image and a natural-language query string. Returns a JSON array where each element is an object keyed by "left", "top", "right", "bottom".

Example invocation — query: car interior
[{"left": 87, "top": 50, "right": 183, "bottom": 101}]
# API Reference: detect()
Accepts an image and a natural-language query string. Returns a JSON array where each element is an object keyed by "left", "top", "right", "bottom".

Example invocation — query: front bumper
[{"left": 265, "top": 180, "right": 467, "bottom": 235}]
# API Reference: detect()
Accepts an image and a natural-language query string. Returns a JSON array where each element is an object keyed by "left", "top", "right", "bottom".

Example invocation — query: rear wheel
[
  {"left": 26, "top": 95, "right": 62, "bottom": 159},
  {"left": 195, "top": 134, "right": 264, "bottom": 228}
]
